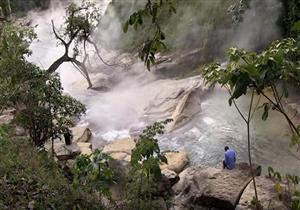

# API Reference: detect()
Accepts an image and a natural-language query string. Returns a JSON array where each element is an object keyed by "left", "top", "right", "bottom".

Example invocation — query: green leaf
[{"left": 230, "top": 73, "right": 250, "bottom": 100}]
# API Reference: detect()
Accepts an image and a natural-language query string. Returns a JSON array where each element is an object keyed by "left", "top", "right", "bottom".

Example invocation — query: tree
[
  {"left": 126, "top": 119, "right": 172, "bottom": 210},
  {"left": 202, "top": 37, "right": 300, "bottom": 208},
  {"left": 48, "top": 1, "right": 111, "bottom": 88},
  {"left": 0, "top": 23, "right": 86, "bottom": 147}
]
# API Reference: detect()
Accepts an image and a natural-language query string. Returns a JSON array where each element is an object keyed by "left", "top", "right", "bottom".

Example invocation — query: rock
[
  {"left": 162, "top": 169, "right": 179, "bottom": 186},
  {"left": 15, "top": 126, "right": 26, "bottom": 136},
  {"left": 70, "top": 126, "right": 92, "bottom": 143},
  {"left": 0, "top": 114, "right": 13, "bottom": 125},
  {"left": 66, "top": 159, "right": 76, "bottom": 168},
  {"left": 143, "top": 76, "right": 206, "bottom": 130},
  {"left": 51, "top": 142, "right": 81, "bottom": 161},
  {"left": 160, "top": 150, "right": 189, "bottom": 173},
  {"left": 236, "top": 176, "right": 289, "bottom": 210},
  {"left": 77, "top": 142, "right": 92, "bottom": 155},
  {"left": 171, "top": 162, "right": 262, "bottom": 210},
  {"left": 28, "top": 200, "right": 35, "bottom": 210},
  {"left": 102, "top": 138, "right": 136, "bottom": 162}
]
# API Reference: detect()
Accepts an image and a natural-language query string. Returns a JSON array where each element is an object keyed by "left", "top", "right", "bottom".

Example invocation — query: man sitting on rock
[{"left": 223, "top": 146, "right": 236, "bottom": 170}]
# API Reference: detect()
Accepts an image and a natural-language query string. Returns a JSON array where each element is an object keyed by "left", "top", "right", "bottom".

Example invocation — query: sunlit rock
[
  {"left": 102, "top": 138, "right": 135, "bottom": 162},
  {"left": 160, "top": 150, "right": 189, "bottom": 173},
  {"left": 70, "top": 126, "right": 92, "bottom": 143},
  {"left": 171, "top": 163, "right": 261, "bottom": 210},
  {"left": 51, "top": 142, "right": 81, "bottom": 161},
  {"left": 77, "top": 142, "right": 92, "bottom": 155}
]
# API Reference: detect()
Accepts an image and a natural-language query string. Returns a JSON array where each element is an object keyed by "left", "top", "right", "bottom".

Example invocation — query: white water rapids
[{"left": 28, "top": 0, "right": 300, "bottom": 175}]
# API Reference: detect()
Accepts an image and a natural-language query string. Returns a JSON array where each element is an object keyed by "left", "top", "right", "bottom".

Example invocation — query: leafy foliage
[
  {"left": 126, "top": 119, "right": 172, "bottom": 210},
  {"left": 73, "top": 149, "right": 115, "bottom": 197},
  {"left": 0, "top": 23, "right": 86, "bottom": 146},
  {"left": 0, "top": 129, "right": 105, "bottom": 210},
  {"left": 202, "top": 38, "right": 300, "bottom": 151},
  {"left": 280, "top": 0, "right": 300, "bottom": 38},
  {"left": 268, "top": 166, "right": 300, "bottom": 210},
  {"left": 124, "top": 0, "right": 176, "bottom": 70},
  {"left": 227, "top": 0, "right": 251, "bottom": 23}
]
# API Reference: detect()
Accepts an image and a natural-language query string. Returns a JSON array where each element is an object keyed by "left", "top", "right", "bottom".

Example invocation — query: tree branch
[{"left": 51, "top": 20, "right": 67, "bottom": 46}]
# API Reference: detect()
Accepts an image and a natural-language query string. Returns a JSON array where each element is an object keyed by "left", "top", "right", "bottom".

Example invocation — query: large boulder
[
  {"left": 70, "top": 126, "right": 92, "bottom": 143},
  {"left": 236, "top": 176, "right": 289, "bottom": 210},
  {"left": 102, "top": 138, "right": 136, "bottom": 162},
  {"left": 77, "top": 142, "right": 92, "bottom": 155},
  {"left": 143, "top": 76, "right": 206, "bottom": 130},
  {"left": 162, "top": 169, "right": 180, "bottom": 186},
  {"left": 160, "top": 150, "right": 189, "bottom": 173},
  {"left": 51, "top": 142, "right": 81, "bottom": 161},
  {"left": 171, "top": 163, "right": 262, "bottom": 210}
]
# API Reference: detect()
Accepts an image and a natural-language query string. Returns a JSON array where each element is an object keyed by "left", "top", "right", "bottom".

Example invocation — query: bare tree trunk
[
  {"left": 47, "top": 55, "right": 70, "bottom": 74},
  {"left": 71, "top": 59, "right": 93, "bottom": 88}
]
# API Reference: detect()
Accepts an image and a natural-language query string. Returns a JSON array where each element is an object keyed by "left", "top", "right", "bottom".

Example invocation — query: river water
[{"left": 28, "top": 0, "right": 300, "bottom": 176}]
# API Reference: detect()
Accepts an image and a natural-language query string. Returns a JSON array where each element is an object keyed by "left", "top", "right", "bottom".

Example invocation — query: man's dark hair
[{"left": 224, "top": 146, "right": 229, "bottom": 151}]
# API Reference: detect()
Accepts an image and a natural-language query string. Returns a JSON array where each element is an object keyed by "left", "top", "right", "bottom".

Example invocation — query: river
[{"left": 28, "top": 0, "right": 300, "bottom": 176}]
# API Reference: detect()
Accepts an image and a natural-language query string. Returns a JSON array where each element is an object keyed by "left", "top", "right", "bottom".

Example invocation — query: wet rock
[
  {"left": 70, "top": 126, "right": 92, "bottom": 143},
  {"left": 143, "top": 76, "right": 206, "bottom": 130},
  {"left": 236, "top": 176, "right": 289, "bottom": 210},
  {"left": 171, "top": 162, "right": 261, "bottom": 210},
  {"left": 102, "top": 138, "right": 136, "bottom": 163},
  {"left": 160, "top": 150, "right": 189, "bottom": 173}
]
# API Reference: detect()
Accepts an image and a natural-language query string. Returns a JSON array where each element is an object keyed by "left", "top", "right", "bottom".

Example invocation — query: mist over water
[{"left": 28, "top": 0, "right": 300, "bottom": 175}]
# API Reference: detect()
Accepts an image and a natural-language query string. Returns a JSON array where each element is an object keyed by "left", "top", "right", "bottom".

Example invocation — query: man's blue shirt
[{"left": 225, "top": 149, "right": 236, "bottom": 170}]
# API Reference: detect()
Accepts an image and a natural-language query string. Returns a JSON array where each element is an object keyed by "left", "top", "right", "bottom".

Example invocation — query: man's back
[{"left": 224, "top": 149, "right": 236, "bottom": 170}]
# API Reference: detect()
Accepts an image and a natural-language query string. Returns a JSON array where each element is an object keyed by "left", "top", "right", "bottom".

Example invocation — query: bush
[
  {"left": 126, "top": 119, "right": 172, "bottom": 210},
  {"left": 0, "top": 126, "right": 105, "bottom": 209}
]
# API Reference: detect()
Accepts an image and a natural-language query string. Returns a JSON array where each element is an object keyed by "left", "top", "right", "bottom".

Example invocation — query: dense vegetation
[
  {"left": 0, "top": 125, "right": 105, "bottom": 209},
  {"left": 10, "top": 0, "right": 49, "bottom": 15}
]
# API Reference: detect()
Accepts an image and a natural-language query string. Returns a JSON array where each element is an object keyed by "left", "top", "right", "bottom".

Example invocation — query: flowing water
[{"left": 29, "top": 0, "right": 300, "bottom": 176}]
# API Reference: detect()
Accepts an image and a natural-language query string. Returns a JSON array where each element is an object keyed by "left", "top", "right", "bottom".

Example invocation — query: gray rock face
[
  {"left": 171, "top": 163, "right": 261, "bottom": 210},
  {"left": 52, "top": 142, "right": 81, "bottom": 161},
  {"left": 237, "top": 176, "right": 289, "bottom": 210},
  {"left": 142, "top": 76, "right": 206, "bottom": 131}
]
